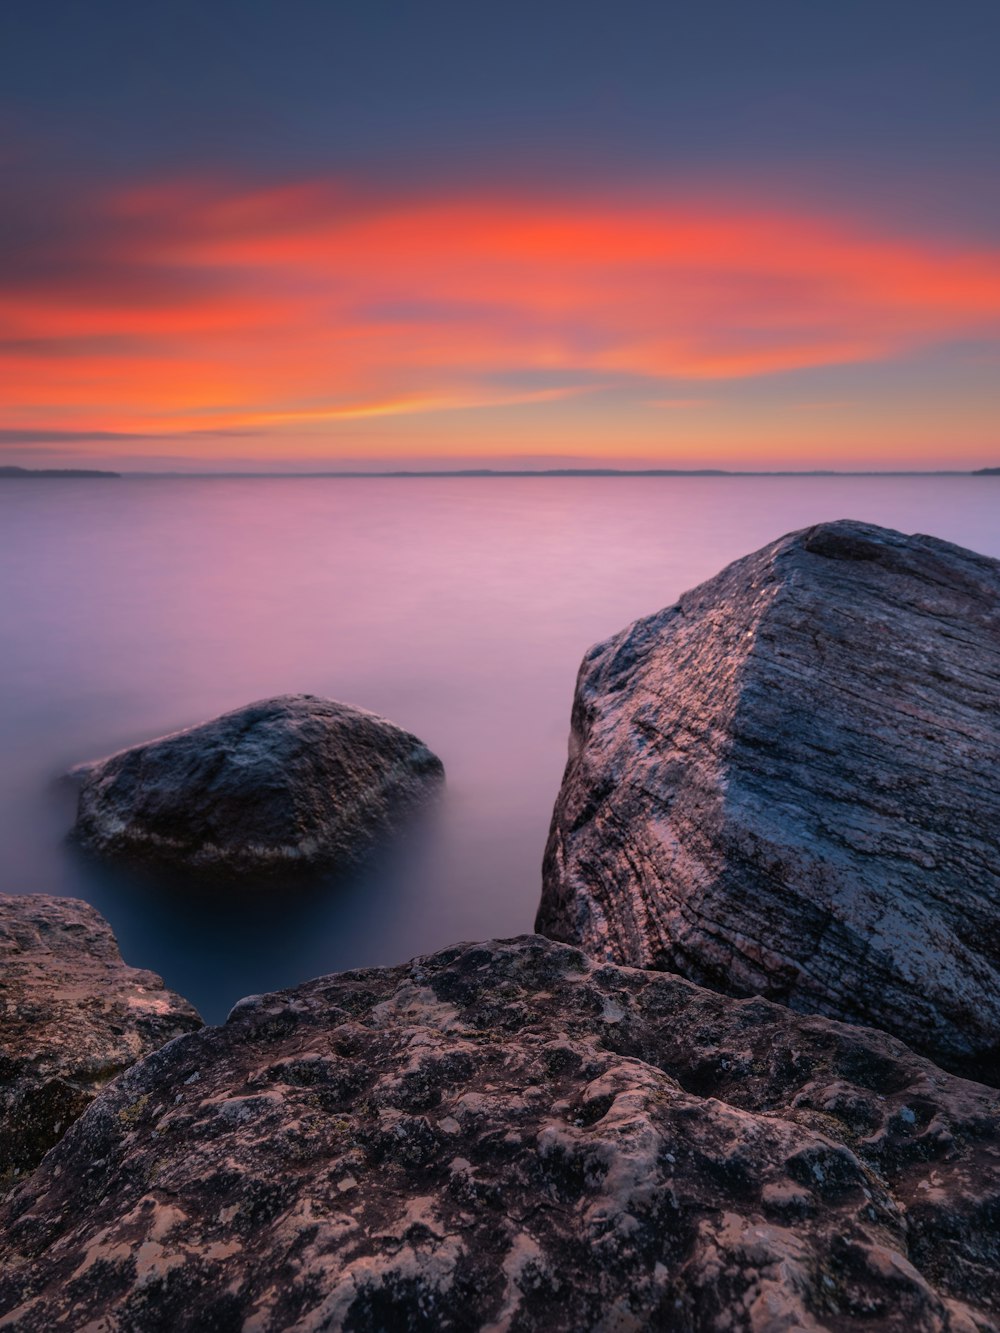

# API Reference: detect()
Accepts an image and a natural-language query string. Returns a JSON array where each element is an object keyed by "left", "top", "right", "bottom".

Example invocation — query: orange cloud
[{"left": 3, "top": 178, "right": 1000, "bottom": 458}]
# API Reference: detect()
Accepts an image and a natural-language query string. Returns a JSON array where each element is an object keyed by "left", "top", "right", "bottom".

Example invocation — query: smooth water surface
[{"left": 2, "top": 475, "right": 997, "bottom": 1020}]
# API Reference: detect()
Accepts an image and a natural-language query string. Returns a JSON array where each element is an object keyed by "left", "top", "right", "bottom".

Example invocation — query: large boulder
[
  {"left": 0, "top": 894, "right": 201, "bottom": 1190},
  {"left": 1, "top": 936, "right": 998, "bottom": 1329},
  {"left": 72, "top": 694, "right": 444, "bottom": 878},
  {"left": 537, "top": 521, "right": 1000, "bottom": 1084}
]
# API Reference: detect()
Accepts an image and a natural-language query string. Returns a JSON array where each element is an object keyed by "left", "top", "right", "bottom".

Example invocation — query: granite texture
[
  {"left": 1, "top": 935, "right": 997, "bottom": 1331},
  {"left": 0, "top": 894, "right": 201, "bottom": 1190},
  {"left": 73, "top": 693, "right": 444, "bottom": 879},
  {"left": 537, "top": 521, "right": 1000, "bottom": 1084}
]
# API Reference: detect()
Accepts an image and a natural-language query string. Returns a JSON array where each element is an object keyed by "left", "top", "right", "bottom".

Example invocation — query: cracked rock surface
[
  {"left": 0, "top": 894, "right": 201, "bottom": 1190},
  {"left": 72, "top": 693, "right": 444, "bottom": 878},
  {"left": 0, "top": 935, "right": 997, "bottom": 1331},
  {"left": 537, "top": 520, "right": 1000, "bottom": 1084}
]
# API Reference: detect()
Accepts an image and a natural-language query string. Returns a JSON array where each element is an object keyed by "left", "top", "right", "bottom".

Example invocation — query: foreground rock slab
[
  {"left": 1, "top": 935, "right": 997, "bottom": 1331},
  {"left": 73, "top": 693, "right": 444, "bottom": 878},
  {"left": 537, "top": 520, "right": 1000, "bottom": 1084},
  {"left": 0, "top": 894, "right": 201, "bottom": 1189}
]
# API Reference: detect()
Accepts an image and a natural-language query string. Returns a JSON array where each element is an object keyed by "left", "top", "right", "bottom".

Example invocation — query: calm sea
[{"left": 1, "top": 475, "right": 997, "bottom": 1021}]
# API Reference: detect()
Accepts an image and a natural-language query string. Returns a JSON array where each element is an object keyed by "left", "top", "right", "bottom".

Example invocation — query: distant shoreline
[
  {"left": 3, "top": 466, "right": 998, "bottom": 479},
  {"left": 121, "top": 466, "right": 999, "bottom": 478},
  {"left": 0, "top": 466, "right": 120, "bottom": 479}
]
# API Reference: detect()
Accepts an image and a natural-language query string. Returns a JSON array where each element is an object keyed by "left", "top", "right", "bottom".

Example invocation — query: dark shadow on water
[{"left": 70, "top": 810, "right": 445, "bottom": 1025}]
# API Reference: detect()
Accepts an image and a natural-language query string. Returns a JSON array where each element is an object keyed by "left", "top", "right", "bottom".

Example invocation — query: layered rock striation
[
  {"left": 537, "top": 521, "right": 1000, "bottom": 1083},
  {"left": 72, "top": 693, "right": 444, "bottom": 879},
  {"left": 0, "top": 936, "right": 997, "bottom": 1330},
  {"left": 0, "top": 894, "right": 201, "bottom": 1189}
]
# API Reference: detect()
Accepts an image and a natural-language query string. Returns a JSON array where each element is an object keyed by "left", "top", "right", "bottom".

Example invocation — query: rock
[
  {"left": 0, "top": 894, "right": 201, "bottom": 1190},
  {"left": 0, "top": 935, "right": 997, "bottom": 1331},
  {"left": 537, "top": 520, "right": 1000, "bottom": 1085},
  {"left": 72, "top": 694, "right": 444, "bottom": 878}
]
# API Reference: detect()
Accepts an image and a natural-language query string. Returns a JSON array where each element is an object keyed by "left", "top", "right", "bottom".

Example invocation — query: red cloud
[{"left": 3, "top": 178, "right": 1000, "bottom": 443}]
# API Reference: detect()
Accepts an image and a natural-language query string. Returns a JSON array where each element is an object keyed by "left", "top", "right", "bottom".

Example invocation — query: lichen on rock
[
  {"left": 0, "top": 894, "right": 201, "bottom": 1189},
  {"left": 1, "top": 935, "right": 996, "bottom": 1330}
]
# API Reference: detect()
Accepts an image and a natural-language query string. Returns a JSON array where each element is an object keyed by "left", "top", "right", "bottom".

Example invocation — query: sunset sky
[{"left": 3, "top": 1, "right": 999, "bottom": 471}]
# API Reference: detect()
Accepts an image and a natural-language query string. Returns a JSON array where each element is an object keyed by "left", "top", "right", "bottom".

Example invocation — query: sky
[{"left": 2, "top": 0, "right": 999, "bottom": 471}]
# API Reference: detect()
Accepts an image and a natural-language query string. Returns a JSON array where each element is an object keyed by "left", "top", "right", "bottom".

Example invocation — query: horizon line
[
  {"left": 3, "top": 465, "right": 999, "bottom": 479},
  {"left": 121, "top": 466, "right": 999, "bottom": 478}
]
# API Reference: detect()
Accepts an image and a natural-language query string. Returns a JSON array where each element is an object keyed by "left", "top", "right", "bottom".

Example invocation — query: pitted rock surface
[
  {"left": 537, "top": 520, "right": 1000, "bottom": 1083},
  {"left": 0, "top": 936, "right": 997, "bottom": 1331},
  {"left": 73, "top": 694, "right": 444, "bottom": 878},
  {"left": 0, "top": 894, "right": 201, "bottom": 1189}
]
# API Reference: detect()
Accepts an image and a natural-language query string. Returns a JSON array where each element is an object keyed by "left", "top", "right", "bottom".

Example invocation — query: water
[{"left": 1, "top": 475, "right": 997, "bottom": 1021}]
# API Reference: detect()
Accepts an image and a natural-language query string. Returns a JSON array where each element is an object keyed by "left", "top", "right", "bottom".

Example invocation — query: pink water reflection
[{"left": 1, "top": 475, "right": 997, "bottom": 1018}]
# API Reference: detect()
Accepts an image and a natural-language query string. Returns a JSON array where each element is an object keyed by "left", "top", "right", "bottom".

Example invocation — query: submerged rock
[
  {"left": 537, "top": 520, "right": 1000, "bottom": 1083},
  {"left": 0, "top": 894, "right": 201, "bottom": 1189},
  {"left": 0, "top": 935, "right": 997, "bottom": 1330},
  {"left": 72, "top": 693, "right": 444, "bottom": 878}
]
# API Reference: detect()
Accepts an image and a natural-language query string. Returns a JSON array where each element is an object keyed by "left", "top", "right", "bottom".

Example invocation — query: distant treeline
[
  {"left": 0, "top": 466, "right": 120, "bottom": 478},
  {"left": 116, "top": 467, "right": 1000, "bottom": 478},
  {"left": 1, "top": 464, "right": 997, "bottom": 479}
]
